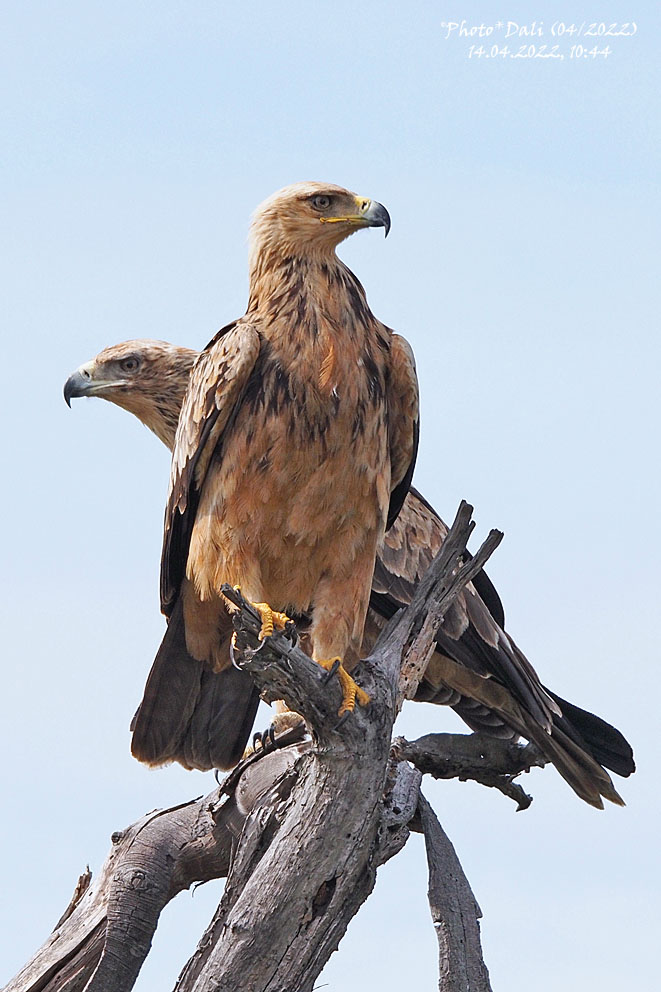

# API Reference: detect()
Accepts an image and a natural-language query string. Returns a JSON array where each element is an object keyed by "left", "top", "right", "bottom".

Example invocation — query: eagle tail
[
  {"left": 131, "top": 598, "right": 260, "bottom": 771},
  {"left": 523, "top": 719, "right": 625, "bottom": 809},
  {"left": 545, "top": 689, "right": 635, "bottom": 778},
  {"left": 451, "top": 689, "right": 632, "bottom": 806}
]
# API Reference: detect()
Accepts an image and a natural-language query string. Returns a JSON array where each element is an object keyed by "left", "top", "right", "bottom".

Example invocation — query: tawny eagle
[
  {"left": 93, "top": 184, "right": 418, "bottom": 774},
  {"left": 65, "top": 336, "right": 634, "bottom": 808}
]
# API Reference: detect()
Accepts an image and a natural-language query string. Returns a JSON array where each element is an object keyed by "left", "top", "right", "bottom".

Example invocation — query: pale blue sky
[{"left": 2, "top": 2, "right": 659, "bottom": 989}]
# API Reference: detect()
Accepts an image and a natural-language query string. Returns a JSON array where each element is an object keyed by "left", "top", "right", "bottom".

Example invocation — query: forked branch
[{"left": 6, "top": 502, "right": 511, "bottom": 992}]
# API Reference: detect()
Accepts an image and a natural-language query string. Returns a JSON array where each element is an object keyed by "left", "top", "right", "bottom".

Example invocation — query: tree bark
[
  {"left": 6, "top": 502, "right": 517, "bottom": 992},
  {"left": 418, "top": 795, "right": 493, "bottom": 992},
  {"left": 4, "top": 748, "right": 296, "bottom": 992},
  {"left": 393, "top": 733, "right": 546, "bottom": 810}
]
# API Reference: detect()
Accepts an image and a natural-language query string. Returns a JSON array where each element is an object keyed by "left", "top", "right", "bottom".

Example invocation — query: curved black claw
[
  {"left": 334, "top": 711, "right": 351, "bottom": 731},
  {"left": 321, "top": 658, "right": 341, "bottom": 685},
  {"left": 284, "top": 619, "right": 298, "bottom": 642},
  {"left": 252, "top": 725, "right": 277, "bottom": 753}
]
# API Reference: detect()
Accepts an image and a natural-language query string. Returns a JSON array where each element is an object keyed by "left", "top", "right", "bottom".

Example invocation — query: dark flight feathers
[
  {"left": 373, "top": 487, "right": 634, "bottom": 801},
  {"left": 131, "top": 598, "right": 260, "bottom": 770}
]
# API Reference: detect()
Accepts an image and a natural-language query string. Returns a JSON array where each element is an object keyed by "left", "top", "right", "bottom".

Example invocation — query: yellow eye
[{"left": 311, "top": 195, "right": 331, "bottom": 211}]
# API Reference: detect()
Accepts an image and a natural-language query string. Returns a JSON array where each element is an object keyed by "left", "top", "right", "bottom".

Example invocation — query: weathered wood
[
  {"left": 394, "top": 733, "right": 546, "bottom": 810},
  {"left": 5, "top": 731, "right": 514, "bottom": 992},
  {"left": 171, "top": 629, "right": 403, "bottom": 990},
  {"left": 6, "top": 502, "right": 507, "bottom": 992},
  {"left": 418, "top": 795, "right": 493, "bottom": 992},
  {"left": 4, "top": 747, "right": 308, "bottom": 992},
  {"left": 175, "top": 757, "right": 421, "bottom": 992},
  {"left": 168, "top": 504, "right": 502, "bottom": 992}
]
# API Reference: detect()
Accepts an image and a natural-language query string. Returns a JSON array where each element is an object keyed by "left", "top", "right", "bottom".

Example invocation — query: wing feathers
[
  {"left": 160, "top": 323, "right": 261, "bottom": 615},
  {"left": 386, "top": 334, "right": 419, "bottom": 529},
  {"left": 377, "top": 490, "right": 557, "bottom": 730},
  {"left": 370, "top": 488, "right": 633, "bottom": 803}
]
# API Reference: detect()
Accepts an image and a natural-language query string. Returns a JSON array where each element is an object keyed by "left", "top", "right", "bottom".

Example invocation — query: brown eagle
[
  {"left": 65, "top": 337, "right": 634, "bottom": 808},
  {"left": 95, "top": 184, "right": 418, "bottom": 773}
]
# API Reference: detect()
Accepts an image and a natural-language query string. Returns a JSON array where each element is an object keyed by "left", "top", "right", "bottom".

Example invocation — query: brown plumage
[
  {"left": 161, "top": 185, "right": 416, "bottom": 692},
  {"left": 144, "top": 183, "right": 416, "bottom": 768},
  {"left": 63, "top": 339, "right": 197, "bottom": 446},
  {"left": 65, "top": 338, "right": 635, "bottom": 807}
]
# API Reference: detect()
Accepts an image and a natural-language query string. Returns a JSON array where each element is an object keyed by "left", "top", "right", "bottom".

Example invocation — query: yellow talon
[
  {"left": 252, "top": 603, "right": 290, "bottom": 640},
  {"left": 317, "top": 657, "right": 370, "bottom": 716},
  {"left": 230, "top": 588, "right": 291, "bottom": 641}
]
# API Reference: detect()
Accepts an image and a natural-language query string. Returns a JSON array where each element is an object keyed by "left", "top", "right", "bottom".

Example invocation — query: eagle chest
[
  {"left": 209, "top": 341, "right": 391, "bottom": 561},
  {"left": 239, "top": 339, "right": 386, "bottom": 456}
]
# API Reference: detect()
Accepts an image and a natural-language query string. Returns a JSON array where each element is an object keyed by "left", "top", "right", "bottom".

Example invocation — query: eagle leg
[
  {"left": 270, "top": 702, "right": 306, "bottom": 735},
  {"left": 316, "top": 658, "right": 370, "bottom": 717}
]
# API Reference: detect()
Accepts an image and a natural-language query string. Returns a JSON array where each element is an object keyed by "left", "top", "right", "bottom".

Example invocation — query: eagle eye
[
  {"left": 119, "top": 356, "right": 140, "bottom": 374},
  {"left": 310, "top": 194, "right": 332, "bottom": 211}
]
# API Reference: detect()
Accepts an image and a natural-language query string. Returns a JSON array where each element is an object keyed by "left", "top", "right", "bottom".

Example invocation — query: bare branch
[
  {"left": 7, "top": 502, "right": 514, "bottom": 992},
  {"left": 418, "top": 794, "right": 493, "bottom": 992},
  {"left": 394, "top": 733, "right": 547, "bottom": 810},
  {"left": 222, "top": 581, "right": 394, "bottom": 738},
  {"left": 4, "top": 746, "right": 308, "bottom": 992}
]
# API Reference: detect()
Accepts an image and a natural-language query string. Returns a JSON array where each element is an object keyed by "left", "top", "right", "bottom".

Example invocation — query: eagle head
[
  {"left": 249, "top": 182, "right": 390, "bottom": 266},
  {"left": 63, "top": 339, "right": 196, "bottom": 449}
]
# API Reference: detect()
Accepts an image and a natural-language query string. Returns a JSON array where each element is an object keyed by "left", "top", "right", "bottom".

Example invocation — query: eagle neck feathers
[{"left": 247, "top": 251, "right": 389, "bottom": 399}]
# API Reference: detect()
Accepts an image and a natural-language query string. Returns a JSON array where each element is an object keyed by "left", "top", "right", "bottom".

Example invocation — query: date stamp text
[{"left": 440, "top": 20, "right": 638, "bottom": 60}]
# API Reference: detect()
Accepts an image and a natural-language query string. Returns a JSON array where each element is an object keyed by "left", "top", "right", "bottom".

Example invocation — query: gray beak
[
  {"left": 362, "top": 200, "right": 391, "bottom": 237},
  {"left": 63, "top": 368, "right": 92, "bottom": 407}
]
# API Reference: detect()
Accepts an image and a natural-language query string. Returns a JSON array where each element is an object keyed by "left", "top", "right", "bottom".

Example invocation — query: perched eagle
[
  {"left": 89, "top": 184, "right": 418, "bottom": 774},
  {"left": 65, "top": 339, "right": 634, "bottom": 808}
]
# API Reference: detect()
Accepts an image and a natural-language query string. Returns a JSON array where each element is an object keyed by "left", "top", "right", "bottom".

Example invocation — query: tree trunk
[{"left": 7, "top": 502, "right": 522, "bottom": 992}]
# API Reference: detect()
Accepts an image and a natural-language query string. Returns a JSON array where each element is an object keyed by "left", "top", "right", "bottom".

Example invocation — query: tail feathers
[
  {"left": 131, "top": 598, "right": 259, "bottom": 771},
  {"left": 524, "top": 720, "right": 625, "bottom": 809},
  {"left": 131, "top": 599, "right": 204, "bottom": 766},
  {"left": 181, "top": 666, "right": 260, "bottom": 771},
  {"left": 430, "top": 653, "right": 626, "bottom": 808},
  {"left": 545, "top": 688, "right": 635, "bottom": 778}
]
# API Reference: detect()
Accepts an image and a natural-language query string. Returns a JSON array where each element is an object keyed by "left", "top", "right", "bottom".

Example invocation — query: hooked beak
[
  {"left": 63, "top": 365, "right": 127, "bottom": 407},
  {"left": 356, "top": 197, "right": 391, "bottom": 237},
  {"left": 319, "top": 195, "right": 392, "bottom": 237},
  {"left": 63, "top": 368, "right": 93, "bottom": 407}
]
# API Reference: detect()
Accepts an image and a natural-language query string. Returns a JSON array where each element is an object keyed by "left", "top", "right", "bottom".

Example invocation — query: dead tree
[{"left": 5, "top": 503, "right": 545, "bottom": 992}]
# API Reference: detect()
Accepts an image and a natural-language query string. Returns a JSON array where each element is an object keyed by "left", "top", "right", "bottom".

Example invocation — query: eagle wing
[
  {"left": 386, "top": 333, "right": 419, "bottom": 529},
  {"left": 370, "top": 488, "right": 633, "bottom": 804},
  {"left": 160, "top": 321, "right": 262, "bottom": 616},
  {"left": 373, "top": 488, "right": 557, "bottom": 729},
  {"left": 376, "top": 487, "right": 506, "bottom": 627}
]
